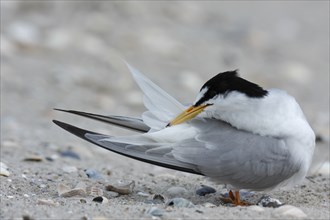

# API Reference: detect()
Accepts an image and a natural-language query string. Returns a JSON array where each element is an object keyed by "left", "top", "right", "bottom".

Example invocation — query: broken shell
[
  {"left": 166, "top": 198, "right": 195, "bottom": 208},
  {"left": 86, "top": 186, "right": 103, "bottom": 197},
  {"left": 57, "top": 183, "right": 86, "bottom": 197},
  {"left": 257, "top": 195, "right": 283, "bottom": 208},
  {"left": 37, "top": 199, "right": 59, "bottom": 206},
  {"left": 105, "top": 181, "right": 135, "bottom": 195},
  {"left": 24, "top": 155, "right": 43, "bottom": 162},
  {"left": 196, "top": 185, "right": 216, "bottom": 196},
  {"left": 148, "top": 194, "right": 167, "bottom": 204},
  {"left": 0, "top": 162, "right": 10, "bottom": 177},
  {"left": 92, "top": 196, "right": 109, "bottom": 204}
]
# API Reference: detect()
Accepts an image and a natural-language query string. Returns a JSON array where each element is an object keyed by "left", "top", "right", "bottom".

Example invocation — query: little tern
[{"left": 53, "top": 64, "right": 315, "bottom": 206}]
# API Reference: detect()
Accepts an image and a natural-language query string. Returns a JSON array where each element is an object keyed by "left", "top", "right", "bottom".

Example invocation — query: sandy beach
[{"left": 1, "top": 1, "right": 329, "bottom": 219}]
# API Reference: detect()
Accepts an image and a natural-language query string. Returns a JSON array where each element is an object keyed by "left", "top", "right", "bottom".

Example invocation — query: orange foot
[{"left": 219, "top": 190, "right": 252, "bottom": 206}]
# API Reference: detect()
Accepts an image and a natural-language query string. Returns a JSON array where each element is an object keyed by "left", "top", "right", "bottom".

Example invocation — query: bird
[{"left": 53, "top": 63, "right": 315, "bottom": 206}]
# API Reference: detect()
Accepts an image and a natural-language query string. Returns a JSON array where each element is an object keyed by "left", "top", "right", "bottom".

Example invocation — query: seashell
[
  {"left": 196, "top": 185, "right": 216, "bottom": 196},
  {"left": 37, "top": 199, "right": 59, "bottom": 206},
  {"left": 257, "top": 195, "right": 283, "bottom": 208},
  {"left": 23, "top": 155, "right": 43, "bottom": 162},
  {"left": 274, "top": 205, "right": 307, "bottom": 218},
  {"left": 105, "top": 181, "right": 135, "bottom": 195},
  {"left": 166, "top": 198, "right": 195, "bottom": 208},
  {"left": 147, "top": 194, "right": 167, "bottom": 204},
  {"left": 85, "top": 169, "right": 103, "bottom": 179},
  {"left": 86, "top": 186, "right": 103, "bottom": 197},
  {"left": 145, "top": 207, "right": 164, "bottom": 217},
  {"left": 92, "top": 196, "right": 108, "bottom": 204},
  {"left": 57, "top": 183, "right": 86, "bottom": 197},
  {"left": 0, "top": 162, "right": 10, "bottom": 177}
]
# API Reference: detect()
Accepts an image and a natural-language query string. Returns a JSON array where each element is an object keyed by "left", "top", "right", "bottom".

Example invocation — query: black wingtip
[{"left": 52, "top": 120, "right": 98, "bottom": 139}]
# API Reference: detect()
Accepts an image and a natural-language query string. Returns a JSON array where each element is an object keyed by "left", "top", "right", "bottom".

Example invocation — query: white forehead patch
[{"left": 193, "top": 87, "right": 208, "bottom": 105}]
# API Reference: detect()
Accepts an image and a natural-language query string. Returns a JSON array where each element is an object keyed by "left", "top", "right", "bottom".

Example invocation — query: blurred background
[{"left": 1, "top": 1, "right": 329, "bottom": 173}]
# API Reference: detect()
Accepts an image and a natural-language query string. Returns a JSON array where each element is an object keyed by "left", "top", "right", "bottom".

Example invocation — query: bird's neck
[{"left": 210, "top": 90, "right": 314, "bottom": 140}]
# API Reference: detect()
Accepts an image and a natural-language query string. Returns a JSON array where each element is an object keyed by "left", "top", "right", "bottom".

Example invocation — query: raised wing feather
[{"left": 126, "top": 63, "right": 186, "bottom": 130}]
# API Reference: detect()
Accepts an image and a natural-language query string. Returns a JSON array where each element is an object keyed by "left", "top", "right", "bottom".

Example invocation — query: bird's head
[{"left": 168, "top": 70, "right": 268, "bottom": 126}]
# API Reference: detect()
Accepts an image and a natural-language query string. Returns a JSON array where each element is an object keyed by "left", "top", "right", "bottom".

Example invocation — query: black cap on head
[{"left": 194, "top": 70, "right": 268, "bottom": 106}]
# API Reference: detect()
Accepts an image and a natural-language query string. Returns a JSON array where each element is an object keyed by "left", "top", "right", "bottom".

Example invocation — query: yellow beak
[{"left": 167, "top": 104, "right": 209, "bottom": 127}]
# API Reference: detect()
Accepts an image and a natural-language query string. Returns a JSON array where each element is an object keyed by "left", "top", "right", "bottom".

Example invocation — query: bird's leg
[{"left": 219, "top": 190, "right": 252, "bottom": 206}]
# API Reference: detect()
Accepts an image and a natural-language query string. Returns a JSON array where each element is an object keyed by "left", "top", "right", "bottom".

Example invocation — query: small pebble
[
  {"left": 166, "top": 186, "right": 187, "bottom": 197},
  {"left": 257, "top": 195, "right": 283, "bottom": 208},
  {"left": 166, "top": 198, "right": 195, "bottom": 208},
  {"left": 92, "top": 196, "right": 108, "bottom": 204},
  {"left": 145, "top": 207, "right": 164, "bottom": 217},
  {"left": 45, "top": 154, "right": 59, "bottom": 162},
  {"left": 0, "top": 162, "right": 10, "bottom": 177},
  {"left": 85, "top": 169, "right": 103, "bottom": 179},
  {"left": 80, "top": 199, "right": 87, "bottom": 204},
  {"left": 196, "top": 185, "right": 216, "bottom": 196},
  {"left": 59, "top": 150, "right": 80, "bottom": 160},
  {"left": 62, "top": 166, "right": 78, "bottom": 173},
  {"left": 274, "top": 205, "right": 307, "bottom": 218}
]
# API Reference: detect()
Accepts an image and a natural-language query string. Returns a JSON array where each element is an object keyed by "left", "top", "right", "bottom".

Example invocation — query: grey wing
[
  {"left": 172, "top": 119, "right": 301, "bottom": 191},
  {"left": 53, "top": 120, "right": 201, "bottom": 175}
]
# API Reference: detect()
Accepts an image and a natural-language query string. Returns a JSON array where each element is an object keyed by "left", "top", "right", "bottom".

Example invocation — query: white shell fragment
[
  {"left": 37, "top": 199, "right": 59, "bottom": 206},
  {"left": 257, "top": 195, "right": 283, "bottom": 208},
  {"left": 105, "top": 181, "right": 135, "bottom": 195},
  {"left": 202, "top": 202, "right": 217, "bottom": 208},
  {"left": 57, "top": 183, "right": 86, "bottom": 197},
  {"left": 274, "top": 205, "right": 307, "bottom": 218},
  {"left": 0, "top": 162, "right": 10, "bottom": 177},
  {"left": 92, "top": 196, "right": 109, "bottom": 204}
]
